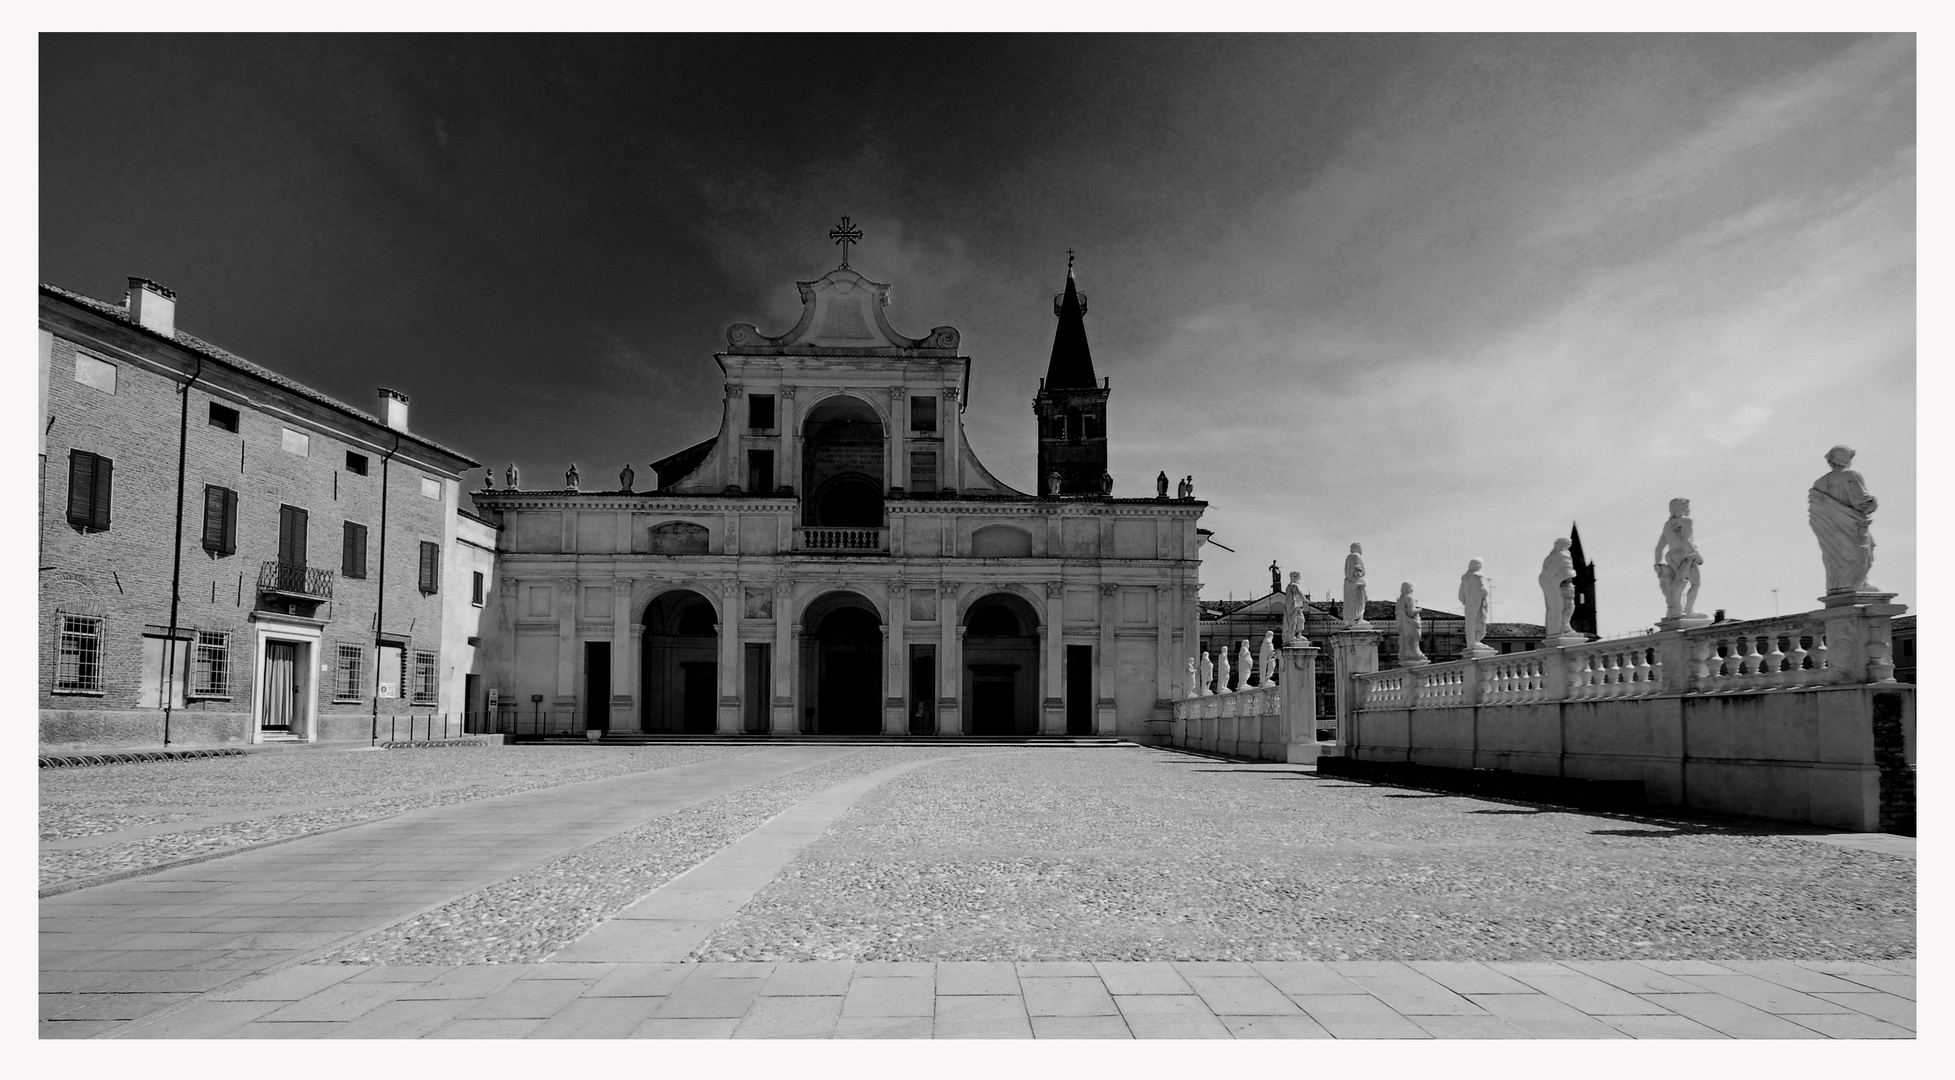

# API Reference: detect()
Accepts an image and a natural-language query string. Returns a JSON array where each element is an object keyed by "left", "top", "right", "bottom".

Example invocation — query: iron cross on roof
[{"left": 828, "top": 216, "right": 864, "bottom": 268}]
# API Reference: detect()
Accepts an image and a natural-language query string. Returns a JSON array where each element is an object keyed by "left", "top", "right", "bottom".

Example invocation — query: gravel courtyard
[
  {"left": 41, "top": 742, "right": 1913, "bottom": 964},
  {"left": 695, "top": 747, "right": 1914, "bottom": 963}
]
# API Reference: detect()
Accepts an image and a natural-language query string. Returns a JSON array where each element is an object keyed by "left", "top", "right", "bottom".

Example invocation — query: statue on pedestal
[
  {"left": 1100, "top": 472, "right": 1113, "bottom": 495},
  {"left": 620, "top": 463, "right": 635, "bottom": 494},
  {"left": 1653, "top": 497, "right": 1704, "bottom": 619},
  {"left": 1809, "top": 445, "right": 1880, "bottom": 594},
  {"left": 1048, "top": 468, "right": 1063, "bottom": 497},
  {"left": 1284, "top": 571, "right": 1311, "bottom": 645},
  {"left": 1186, "top": 658, "right": 1199, "bottom": 698},
  {"left": 505, "top": 462, "right": 519, "bottom": 489},
  {"left": 481, "top": 468, "right": 495, "bottom": 490},
  {"left": 1459, "top": 559, "right": 1491, "bottom": 653},
  {"left": 1236, "top": 639, "right": 1254, "bottom": 688},
  {"left": 1258, "top": 631, "right": 1276, "bottom": 685},
  {"left": 1157, "top": 471, "right": 1169, "bottom": 498},
  {"left": 1540, "top": 538, "right": 1578, "bottom": 637},
  {"left": 1216, "top": 647, "right": 1232, "bottom": 693},
  {"left": 1342, "top": 543, "right": 1369, "bottom": 626},
  {"left": 566, "top": 463, "right": 580, "bottom": 491},
  {"left": 1199, "top": 651, "right": 1214, "bottom": 696},
  {"left": 1396, "top": 582, "right": 1427, "bottom": 664}
]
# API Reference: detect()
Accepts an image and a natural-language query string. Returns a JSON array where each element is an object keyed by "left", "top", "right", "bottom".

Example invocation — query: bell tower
[{"left": 1034, "top": 255, "right": 1111, "bottom": 496}]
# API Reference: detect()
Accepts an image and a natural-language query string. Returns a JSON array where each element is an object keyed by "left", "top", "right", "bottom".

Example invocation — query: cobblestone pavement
[{"left": 39, "top": 744, "right": 1916, "bottom": 1040}]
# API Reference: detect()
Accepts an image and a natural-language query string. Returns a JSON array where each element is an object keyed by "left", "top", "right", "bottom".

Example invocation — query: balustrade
[
  {"left": 1565, "top": 635, "right": 1665, "bottom": 701},
  {"left": 1687, "top": 615, "right": 1828, "bottom": 692},
  {"left": 1480, "top": 652, "right": 1547, "bottom": 705},
  {"left": 795, "top": 527, "right": 886, "bottom": 552}
]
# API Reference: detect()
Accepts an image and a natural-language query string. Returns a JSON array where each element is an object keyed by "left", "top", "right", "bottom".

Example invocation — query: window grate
[
  {"left": 56, "top": 614, "right": 104, "bottom": 692},
  {"left": 193, "top": 631, "right": 231, "bottom": 697},
  {"left": 411, "top": 650, "right": 438, "bottom": 705},
  {"left": 334, "top": 642, "right": 367, "bottom": 700}
]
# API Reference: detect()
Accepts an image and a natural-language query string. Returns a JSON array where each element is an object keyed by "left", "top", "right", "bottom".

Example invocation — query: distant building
[
  {"left": 39, "top": 280, "right": 481, "bottom": 750},
  {"left": 1893, "top": 614, "right": 1915, "bottom": 685},
  {"left": 468, "top": 248, "right": 1205, "bottom": 738}
]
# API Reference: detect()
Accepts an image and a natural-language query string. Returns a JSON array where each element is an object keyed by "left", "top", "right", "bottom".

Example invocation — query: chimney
[
  {"left": 127, "top": 277, "right": 177, "bottom": 338},
  {"left": 377, "top": 388, "right": 410, "bottom": 432}
]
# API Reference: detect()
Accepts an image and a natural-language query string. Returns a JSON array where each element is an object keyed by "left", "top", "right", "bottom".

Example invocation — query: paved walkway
[{"left": 40, "top": 747, "right": 1916, "bottom": 1039}]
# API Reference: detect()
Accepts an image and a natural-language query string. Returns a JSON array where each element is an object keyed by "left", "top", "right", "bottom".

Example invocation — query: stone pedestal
[
  {"left": 1329, "top": 630, "right": 1382, "bottom": 752},
  {"left": 1821, "top": 590, "right": 1898, "bottom": 610},
  {"left": 1544, "top": 631, "right": 1588, "bottom": 649},
  {"left": 1463, "top": 644, "right": 1497, "bottom": 660},
  {"left": 1281, "top": 644, "right": 1322, "bottom": 763},
  {"left": 1656, "top": 612, "right": 1714, "bottom": 631}
]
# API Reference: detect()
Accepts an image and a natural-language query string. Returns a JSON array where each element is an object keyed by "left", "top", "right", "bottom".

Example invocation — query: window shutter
[
  {"left": 67, "top": 451, "right": 96, "bottom": 527},
  {"left": 223, "top": 489, "right": 237, "bottom": 553},
  {"left": 92, "top": 457, "right": 112, "bottom": 529},
  {"left": 342, "top": 522, "right": 367, "bottom": 579},
  {"left": 279, "top": 506, "right": 308, "bottom": 567},
  {"left": 419, "top": 541, "right": 439, "bottom": 594},
  {"left": 203, "top": 487, "right": 224, "bottom": 551}
]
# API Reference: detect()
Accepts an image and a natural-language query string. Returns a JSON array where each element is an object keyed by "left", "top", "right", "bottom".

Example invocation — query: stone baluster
[{"left": 1785, "top": 632, "right": 1812, "bottom": 687}]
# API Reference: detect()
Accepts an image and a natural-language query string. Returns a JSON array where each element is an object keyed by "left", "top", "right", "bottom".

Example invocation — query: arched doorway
[
  {"left": 801, "top": 396, "right": 885, "bottom": 527},
  {"left": 801, "top": 591, "right": 882, "bottom": 735},
  {"left": 642, "top": 590, "right": 717, "bottom": 734},
  {"left": 962, "top": 593, "right": 1040, "bottom": 736}
]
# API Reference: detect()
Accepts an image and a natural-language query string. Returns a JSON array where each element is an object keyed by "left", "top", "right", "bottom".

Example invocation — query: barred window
[
  {"left": 56, "top": 614, "right": 105, "bottom": 692},
  {"left": 334, "top": 642, "right": 367, "bottom": 700},
  {"left": 192, "top": 631, "right": 231, "bottom": 697},
  {"left": 411, "top": 650, "right": 438, "bottom": 705}
]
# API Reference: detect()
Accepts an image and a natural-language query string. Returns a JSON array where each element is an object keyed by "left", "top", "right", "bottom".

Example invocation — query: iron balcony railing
[
  {"left": 794, "top": 527, "right": 886, "bottom": 553},
  {"left": 258, "top": 560, "right": 335, "bottom": 600}
]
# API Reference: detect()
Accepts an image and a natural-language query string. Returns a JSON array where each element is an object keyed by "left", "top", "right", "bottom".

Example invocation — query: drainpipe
[
  {"left": 371, "top": 431, "right": 402, "bottom": 745},
  {"left": 161, "top": 353, "right": 205, "bottom": 747}
]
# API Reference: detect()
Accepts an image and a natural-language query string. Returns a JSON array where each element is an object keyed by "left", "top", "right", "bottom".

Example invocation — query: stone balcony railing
[{"left": 794, "top": 527, "right": 886, "bottom": 553}]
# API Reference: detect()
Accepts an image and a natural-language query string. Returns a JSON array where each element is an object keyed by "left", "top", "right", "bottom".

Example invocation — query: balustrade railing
[
  {"left": 1480, "top": 652, "right": 1548, "bottom": 705},
  {"left": 1359, "top": 671, "right": 1408, "bottom": 710},
  {"left": 795, "top": 527, "right": 886, "bottom": 552},
  {"left": 1413, "top": 661, "right": 1471, "bottom": 708},
  {"left": 1565, "top": 635, "right": 1665, "bottom": 701},
  {"left": 1686, "top": 615, "right": 1828, "bottom": 693}
]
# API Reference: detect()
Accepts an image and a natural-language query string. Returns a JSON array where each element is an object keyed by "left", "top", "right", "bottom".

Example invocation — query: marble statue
[
  {"left": 1199, "top": 651, "right": 1214, "bottom": 696},
  {"left": 505, "top": 462, "right": 519, "bottom": 489},
  {"left": 1653, "top": 497, "right": 1704, "bottom": 618},
  {"left": 1215, "top": 647, "right": 1232, "bottom": 693},
  {"left": 1258, "top": 631, "right": 1276, "bottom": 685},
  {"left": 1157, "top": 471, "right": 1169, "bottom": 498},
  {"left": 481, "top": 468, "right": 495, "bottom": 490},
  {"left": 1048, "top": 469, "right": 1063, "bottom": 496},
  {"left": 1284, "top": 571, "right": 1311, "bottom": 644},
  {"left": 1396, "top": 582, "right": 1427, "bottom": 664},
  {"left": 1186, "top": 657, "right": 1199, "bottom": 698},
  {"left": 619, "top": 463, "right": 635, "bottom": 493},
  {"left": 1236, "top": 640, "right": 1254, "bottom": 688},
  {"left": 1342, "top": 543, "right": 1369, "bottom": 626},
  {"left": 566, "top": 463, "right": 580, "bottom": 490},
  {"left": 1809, "top": 445, "right": 1880, "bottom": 594},
  {"left": 1539, "top": 538, "right": 1578, "bottom": 637},
  {"left": 1459, "top": 559, "right": 1491, "bottom": 653},
  {"left": 1100, "top": 472, "right": 1113, "bottom": 495},
  {"left": 1186, "top": 475, "right": 1195, "bottom": 498},
  {"left": 1269, "top": 560, "right": 1281, "bottom": 596}
]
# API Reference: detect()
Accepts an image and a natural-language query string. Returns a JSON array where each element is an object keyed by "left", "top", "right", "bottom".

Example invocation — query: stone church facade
[{"left": 468, "top": 251, "right": 1206, "bottom": 739}]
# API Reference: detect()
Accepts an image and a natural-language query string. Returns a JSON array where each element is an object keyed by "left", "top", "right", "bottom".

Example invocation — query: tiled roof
[
  {"left": 41, "top": 283, "right": 479, "bottom": 467},
  {"left": 1485, "top": 622, "right": 1546, "bottom": 637}
]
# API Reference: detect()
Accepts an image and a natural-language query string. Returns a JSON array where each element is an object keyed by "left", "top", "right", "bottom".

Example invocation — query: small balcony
[
  {"left": 794, "top": 527, "right": 887, "bottom": 554},
  {"left": 258, "top": 560, "right": 335, "bottom": 601}
]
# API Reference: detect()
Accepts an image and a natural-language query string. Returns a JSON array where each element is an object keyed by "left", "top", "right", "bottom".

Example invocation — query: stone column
[
  {"left": 778, "top": 386, "right": 799, "bottom": 496},
  {"left": 493, "top": 575, "right": 518, "bottom": 729},
  {"left": 1282, "top": 644, "right": 1323, "bottom": 763},
  {"left": 883, "top": 582, "right": 908, "bottom": 735},
  {"left": 1096, "top": 583, "right": 1118, "bottom": 735},
  {"left": 771, "top": 580, "right": 795, "bottom": 734},
  {"left": 943, "top": 387, "right": 961, "bottom": 492},
  {"left": 715, "top": 581, "right": 740, "bottom": 734},
  {"left": 890, "top": 387, "right": 908, "bottom": 491},
  {"left": 1155, "top": 584, "right": 1176, "bottom": 727},
  {"left": 611, "top": 578, "right": 637, "bottom": 732},
  {"left": 553, "top": 577, "right": 578, "bottom": 728},
  {"left": 1329, "top": 629, "right": 1382, "bottom": 753},
  {"left": 721, "top": 383, "right": 742, "bottom": 490},
  {"left": 1042, "top": 581, "right": 1066, "bottom": 734},
  {"left": 938, "top": 583, "right": 962, "bottom": 734}
]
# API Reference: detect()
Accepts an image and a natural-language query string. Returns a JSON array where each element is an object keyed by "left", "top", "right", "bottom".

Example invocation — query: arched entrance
[
  {"left": 962, "top": 593, "right": 1040, "bottom": 736},
  {"left": 801, "top": 396, "right": 885, "bottom": 527},
  {"left": 641, "top": 590, "right": 717, "bottom": 734},
  {"left": 801, "top": 591, "right": 883, "bottom": 735}
]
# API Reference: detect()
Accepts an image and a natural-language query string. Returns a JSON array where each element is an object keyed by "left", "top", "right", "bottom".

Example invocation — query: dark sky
[{"left": 40, "top": 34, "right": 1914, "bottom": 621}]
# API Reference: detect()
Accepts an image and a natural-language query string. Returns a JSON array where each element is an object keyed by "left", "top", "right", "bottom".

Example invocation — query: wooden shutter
[
  {"left": 418, "top": 541, "right": 438, "bottom": 594},
  {"left": 203, "top": 486, "right": 236, "bottom": 554},
  {"left": 278, "top": 505, "right": 308, "bottom": 567},
  {"left": 342, "top": 522, "right": 366, "bottom": 579},
  {"left": 67, "top": 451, "right": 96, "bottom": 527}
]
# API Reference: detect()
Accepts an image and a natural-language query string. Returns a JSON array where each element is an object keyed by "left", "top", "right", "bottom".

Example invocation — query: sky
[{"left": 38, "top": 33, "right": 1917, "bottom": 632}]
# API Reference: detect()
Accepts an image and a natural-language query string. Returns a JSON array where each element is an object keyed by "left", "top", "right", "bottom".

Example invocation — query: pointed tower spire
[
  {"left": 1033, "top": 252, "right": 1113, "bottom": 497},
  {"left": 1045, "top": 253, "right": 1098, "bottom": 389},
  {"left": 1569, "top": 522, "right": 1597, "bottom": 637}
]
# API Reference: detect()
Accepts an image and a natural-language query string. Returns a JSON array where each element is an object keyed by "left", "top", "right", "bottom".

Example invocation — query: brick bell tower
[{"left": 1034, "top": 254, "right": 1112, "bottom": 496}]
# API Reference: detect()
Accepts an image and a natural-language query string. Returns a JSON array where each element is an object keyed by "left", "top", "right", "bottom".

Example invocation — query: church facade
[{"left": 468, "top": 244, "right": 1206, "bottom": 739}]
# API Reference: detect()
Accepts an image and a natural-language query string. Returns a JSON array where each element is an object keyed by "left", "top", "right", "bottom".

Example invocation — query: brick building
[{"left": 39, "top": 279, "right": 482, "bottom": 750}]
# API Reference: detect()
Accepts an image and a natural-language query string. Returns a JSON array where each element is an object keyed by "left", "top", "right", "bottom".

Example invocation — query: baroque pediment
[{"left": 726, "top": 266, "right": 959, "bottom": 355}]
